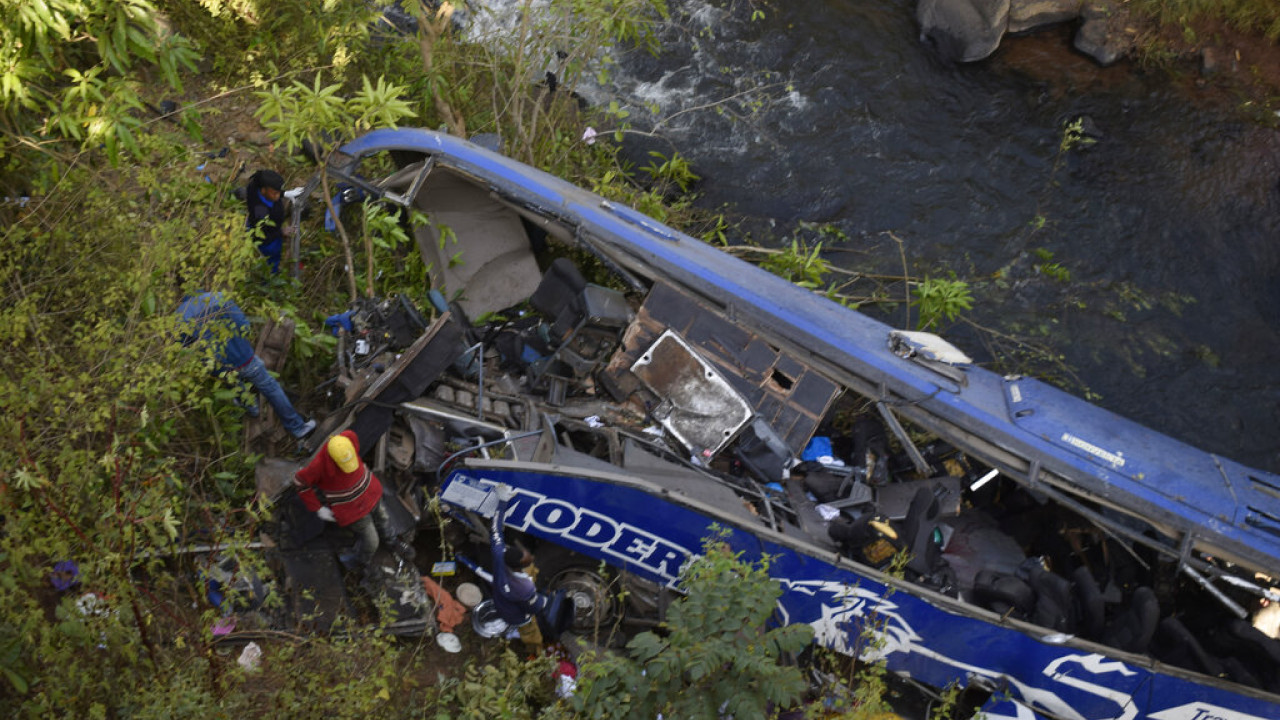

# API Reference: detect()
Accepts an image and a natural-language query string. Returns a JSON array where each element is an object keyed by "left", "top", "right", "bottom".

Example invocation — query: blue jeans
[{"left": 235, "top": 355, "right": 308, "bottom": 436}]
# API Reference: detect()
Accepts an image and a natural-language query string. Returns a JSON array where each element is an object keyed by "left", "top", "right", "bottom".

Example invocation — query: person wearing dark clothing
[
  {"left": 244, "top": 169, "right": 290, "bottom": 274},
  {"left": 176, "top": 291, "right": 315, "bottom": 438},
  {"left": 488, "top": 484, "right": 547, "bottom": 650}
]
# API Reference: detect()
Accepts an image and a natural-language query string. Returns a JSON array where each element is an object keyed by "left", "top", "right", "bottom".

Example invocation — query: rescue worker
[
  {"left": 293, "top": 431, "right": 391, "bottom": 572},
  {"left": 176, "top": 291, "right": 315, "bottom": 439},
  {"left": 489, "top": 483, "right": 548, "bottom": 652},
  {"left": 244, "top": 169, "right": 292, "bottom": 274}
]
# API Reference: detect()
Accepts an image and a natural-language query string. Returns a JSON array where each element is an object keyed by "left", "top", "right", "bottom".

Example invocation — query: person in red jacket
[{"left": 293, "top": 431, "right": 390, "bottom": 570}]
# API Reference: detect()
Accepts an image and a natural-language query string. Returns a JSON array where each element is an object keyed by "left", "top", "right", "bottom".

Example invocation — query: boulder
[
  {"left": 1073, "top": 3, "right": 1133, "bottom": 66},
  {"left": 917, "top": 0, "right": 1011, "bottom": 62},
  {"left": 1008, "top": 0, "right": 1083, "bottom": 34}
]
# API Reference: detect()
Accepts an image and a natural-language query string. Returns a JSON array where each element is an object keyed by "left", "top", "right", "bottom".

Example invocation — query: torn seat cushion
[{"left": 411, "top": 170, "right": 541, "bottom": 319}]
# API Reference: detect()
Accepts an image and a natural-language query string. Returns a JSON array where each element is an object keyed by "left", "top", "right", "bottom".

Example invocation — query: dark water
[{"left": 604, "top": 0, "right": 1280, "bottom": 472}]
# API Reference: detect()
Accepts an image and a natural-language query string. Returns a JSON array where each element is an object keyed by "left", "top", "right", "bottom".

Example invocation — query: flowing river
[
  {"left": 467, "top": 0, "right": 1280, "bottom": 472},
  {"left": 591, "top": 0, "right": 1280, "bottom": 473}
]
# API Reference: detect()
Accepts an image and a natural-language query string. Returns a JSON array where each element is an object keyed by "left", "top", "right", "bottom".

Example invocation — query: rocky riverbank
[{"left": 919, "top": 0, "right": 1280, "bottom": 112}]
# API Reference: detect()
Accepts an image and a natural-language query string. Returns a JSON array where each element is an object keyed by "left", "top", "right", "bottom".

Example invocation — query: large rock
[
  {"left": 1008, "top": 0, "right": 1083, "bottom": 33},
  {"left": 917, "top": 0, "right": 1011, "bottom": 62},
  {"left": 1073, "top": 3, "right": 1133, "bottom": 66}
]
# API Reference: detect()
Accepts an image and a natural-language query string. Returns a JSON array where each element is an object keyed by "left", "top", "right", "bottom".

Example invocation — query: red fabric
[
  {"left": 293, "top": 430, "right": 383, "bottom": 526},
  {"left": 420, "top": 576, "right": 467, "bottom": 633}
]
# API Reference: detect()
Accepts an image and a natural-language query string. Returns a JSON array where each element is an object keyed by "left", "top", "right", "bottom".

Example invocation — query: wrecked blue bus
[{"left": 286, "top": 127, "right": 1280, "bottom": 720}]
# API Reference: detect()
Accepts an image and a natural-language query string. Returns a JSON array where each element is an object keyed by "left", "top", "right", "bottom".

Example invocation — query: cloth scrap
[
  {"left": 815, "top": 504, "right": 841, "bottom": 522},
  {"left": 421, "top": 576, "right": 468, "bottom": 633}
]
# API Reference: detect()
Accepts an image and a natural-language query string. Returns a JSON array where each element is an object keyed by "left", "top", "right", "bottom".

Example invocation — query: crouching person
[
  {"left": 294, "top": 432, "right": 392, "bottom": 574},
  {"left": 176, "top": 291, "right": 315, "bottom": 439}
]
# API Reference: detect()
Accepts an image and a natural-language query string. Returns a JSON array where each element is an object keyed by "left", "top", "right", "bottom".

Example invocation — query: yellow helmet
[{"left": 327, "top": 435, "right": 360, "bottom": 474}]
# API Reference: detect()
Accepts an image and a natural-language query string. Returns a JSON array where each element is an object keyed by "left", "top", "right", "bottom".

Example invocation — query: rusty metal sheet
[
  {"left": 630, "top": 329, "right": 752, "bottom": 460},
  {"left": 608, "top": 281, "right": 840, "bottom": 454}
]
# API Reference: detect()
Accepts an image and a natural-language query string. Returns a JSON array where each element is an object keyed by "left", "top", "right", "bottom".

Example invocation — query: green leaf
[
  {"left": 3, "top": 666, "right": 29, "bottom": 695},
  {"left": 12, "top": 468, "right": 46, "bottom": 491}
]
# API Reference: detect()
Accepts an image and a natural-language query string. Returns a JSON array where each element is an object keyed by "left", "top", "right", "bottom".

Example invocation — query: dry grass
[{"left": 1130, "top": 0, "right": 1280, "bottom": 40}]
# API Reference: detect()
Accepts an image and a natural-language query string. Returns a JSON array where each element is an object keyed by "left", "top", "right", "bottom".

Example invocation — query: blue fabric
[
  {"left": 246, "top": 189, "right": 285, "bottom": 274},
  {"left": 176, "top": 292, "right": 255, "bottom": 369},
  {"left": 235, "top": 356, "right": 308, "bottom": 436},
  {"left": 257, "top": 236, "right": 282, "bottom": 275},
  {"left": 325, "top": 311, "right": 354, "bottom": 335},
  {"left": 490, "top": 498, "right": 546, "bottom": 625},
  {"left": 323, "top": 194, "right": 341, "bottom": 231},
  {"left": 801, "top": 436, "right": 833, "bottom": 461},
  {"left": 520, "top": 344, "right": 543, "bottom": 364}
]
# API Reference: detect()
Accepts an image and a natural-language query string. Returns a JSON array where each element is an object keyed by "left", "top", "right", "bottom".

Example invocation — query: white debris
[{"left": 238, "top": 641, "right": 262, "bottom": 671}]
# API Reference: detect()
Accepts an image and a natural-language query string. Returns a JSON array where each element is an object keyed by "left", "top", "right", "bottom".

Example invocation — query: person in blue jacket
[
  {"left": 244, "top": 169, "right": 292, "bottom": 274},
  {"left": 489, "top": 483, "right": 547, "bottom": 651},
  {"left": 176, "top": 291, "right": 315, "bottom": 439}
]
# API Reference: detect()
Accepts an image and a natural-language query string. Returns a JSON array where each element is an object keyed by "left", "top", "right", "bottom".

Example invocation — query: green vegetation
[
  {"left": 1032, "top": 248, "right": 1071, "bottom": 283},
  {"left": 1131, "top": 0, "right": 1280, "bottom": 41},
  {"left": 1058, "top": 118, "right": 1096, "bottom": 154},
  {"left": 1, "top": 0, "right": 1272, "bottom": 714},
  {"left": 759, "top": 239, "right": 831, "bottom": 289},
  {"left": 254, "top": 72, "right": 418, "bottom": 299},
  {"left": 0, "top": 0, "right": 846, "bottom": 717},
  {"left": 641, "top": 150, "right": 699, "bottom": 194},
  {"left": 567, "top": 535, "right": 812, "bottom": 720},
  {"left": 0, "top": 0, "right": 200, "bottom": 160},
  {"left": 912, "top": 277, "right": 975, "bottom": 331}
]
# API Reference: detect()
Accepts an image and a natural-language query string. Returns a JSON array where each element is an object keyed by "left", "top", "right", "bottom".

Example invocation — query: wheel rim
[{"left": 549, "top": 567, "right": 619, "bottom": 634}]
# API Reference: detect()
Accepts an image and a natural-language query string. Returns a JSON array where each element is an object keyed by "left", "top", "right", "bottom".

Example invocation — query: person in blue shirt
[
  {"left": 488, "top": 484, "right": 547, "bottom": 651},
  {"left": 176, "top": 291, "right": 315, "bottom": 439},
  {"left": 244, "top": 169, "right": 292, "bottom": 274}
]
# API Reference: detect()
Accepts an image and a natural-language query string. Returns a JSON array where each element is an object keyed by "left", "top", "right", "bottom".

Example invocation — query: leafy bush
[
  {"left": 429, "top": 648, "right": 557, "bottom": 720},
  {"left": 912, "top": 278, "right": 973, "bottom": 330},
  {"left": 0, "top": 0, "right": 199, "bottom": 162},
  {"left": 565, "top": 536, "right": 813, "bottom": 720}
]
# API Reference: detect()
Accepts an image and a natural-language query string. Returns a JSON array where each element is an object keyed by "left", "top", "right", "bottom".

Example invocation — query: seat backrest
[
  {"left": 1225, "top": 618, "right": 1280, "bottom": 691},
  {"left": 971, "top": 569, "right": 1035, "bottom": 619},
  {"left": 849, "top": 415, "right": 889, "bottom": 467},
  {"left": 530, "top": 257, "right": 587, "bottom": 321},
  {"left": 1021, "top": 562, "right": 1077, "bottom": 633},
  {"left": 1153, "top": 615, "right": 1222, "bottom": 677},
  {"left": 1072, "top": 566, "right": 1106, "bottom": 640},
  {"left": 1105, "top": 585, "right": 1160, "bottom": 654},
  {"left": 901, "top": 486, "right": 944, "bottom": 576}
]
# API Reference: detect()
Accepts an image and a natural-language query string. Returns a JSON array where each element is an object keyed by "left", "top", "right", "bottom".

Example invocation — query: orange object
[{"left": 421, "top": 576, "right": 467, "bottom": 633}]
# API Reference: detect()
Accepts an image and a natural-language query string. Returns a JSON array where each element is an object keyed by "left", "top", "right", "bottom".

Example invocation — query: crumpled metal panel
[{"left": 631, "top": 329, "right": 752, "bottom": 460}]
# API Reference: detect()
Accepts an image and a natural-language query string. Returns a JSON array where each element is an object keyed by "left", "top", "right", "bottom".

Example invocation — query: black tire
[{"left": 535, "top": 546, "right": 622, "bottom": 637}]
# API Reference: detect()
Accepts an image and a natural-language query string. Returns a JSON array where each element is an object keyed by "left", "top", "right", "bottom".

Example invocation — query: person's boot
[
  {"left": 358, "top": 566, "right": 382, "bottom": 596},
  {"left": 338, "top": 548, "right": 359, "bottom": 570},
  {"left": 391, "top": 538, "right": 416, "bottom": 564}
]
